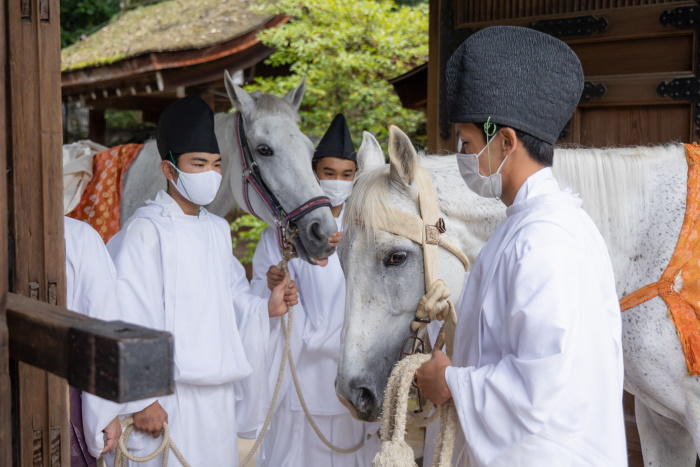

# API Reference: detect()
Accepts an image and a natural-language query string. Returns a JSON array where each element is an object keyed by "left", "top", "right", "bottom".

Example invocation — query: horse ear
[
  {"left": 388, "top": 125, "right": 418, "bottom": 187},
  {"left": 357, "top": 131, "right": 385, "bottom": 173},
  {"left": 284, "top": 78, "right": 306, "bottom": 111},
  {"left": 224, "top": 70, "right": 255, "bottom": 116}
]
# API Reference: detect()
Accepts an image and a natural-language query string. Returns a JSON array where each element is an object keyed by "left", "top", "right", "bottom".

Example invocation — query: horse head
[
  {"left": 335, "top": 126, "right": 504, "bottom": 421},
  {"left": 222, "top": 72, "right": 338, "bottom": 263}
]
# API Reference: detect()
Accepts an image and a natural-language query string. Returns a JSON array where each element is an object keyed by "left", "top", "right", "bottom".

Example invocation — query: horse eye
[
  {"left": 256, "top": 144, "right": 274, "bottom": 156},
  {"left": 384, "top": 251, "right": 408, "bottom": 267}
]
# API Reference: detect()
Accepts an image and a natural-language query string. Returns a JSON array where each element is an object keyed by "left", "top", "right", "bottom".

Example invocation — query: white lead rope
[{"left": 240, "top": 258, "right": 365, "bottom": 466}]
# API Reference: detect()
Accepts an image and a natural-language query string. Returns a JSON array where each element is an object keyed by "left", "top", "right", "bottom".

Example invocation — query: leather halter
[
  {"left": 235, "top": 113, "right": 332, "bottom": 251},
  {"left": 372, "top": 168, "right": 470, "bottom": 290},
  {"left": 371, "top": 167, "right": 470, "bottom": 354}
]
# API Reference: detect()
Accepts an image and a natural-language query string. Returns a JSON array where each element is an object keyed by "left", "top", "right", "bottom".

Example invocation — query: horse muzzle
[
  {"left": 294, "top": 207, "right": 337, "bottom": 261},
  {"left": 335, "top": 375, "right": 383, "bottom": 422}
]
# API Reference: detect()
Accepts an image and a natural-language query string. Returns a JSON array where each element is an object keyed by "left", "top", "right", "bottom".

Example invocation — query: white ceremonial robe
[
  {"left": 65, "top": 217, "right": 119, "bottom": 319},
  {"left": 65, "top": 218, "right": 123, "bottom": 461},
  {"left": 83, "top": 191, "right": 270, "bottom": 467},
  {"left": 250, "top": 214, "right": 378, "bottom": 467},
  {"left": 444, "top": 168, "right": 627, "bottom": 467}
]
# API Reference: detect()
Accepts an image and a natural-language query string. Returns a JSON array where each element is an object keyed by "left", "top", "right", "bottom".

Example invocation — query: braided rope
[{"left": 373, "top": 354, "right": 457, "bottom": 467}]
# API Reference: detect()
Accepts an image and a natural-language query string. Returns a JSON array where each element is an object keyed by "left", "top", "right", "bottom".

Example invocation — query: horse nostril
[
  {"left": 356, "top": 386, "right": 376, "bottom": 412},
  {"left": 308, "top": 221, "right": 324, "bottom": 243},
  {"left": 345, "top": 377, "right": 381, "bottom": 420}
]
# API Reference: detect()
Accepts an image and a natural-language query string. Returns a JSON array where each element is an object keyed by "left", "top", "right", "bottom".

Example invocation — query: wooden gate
[{"left": 427, "top": 1, "right": 700, "bottom": 465}]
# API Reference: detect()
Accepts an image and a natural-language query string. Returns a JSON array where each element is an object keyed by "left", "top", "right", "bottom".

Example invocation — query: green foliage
[
  {"left": 61, "top": 0, "right": 121, "bottom": 48},
  {"left": 248, "top": 0, "right": 428, "bottom": 147},
  {"left": 105, "top": 110, "right": 143, "bottom": 129},
  {"left": 231, "top": 214, "right": 268, "bottom": 264}
]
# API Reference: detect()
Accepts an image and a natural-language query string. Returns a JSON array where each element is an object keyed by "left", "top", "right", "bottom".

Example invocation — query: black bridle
[{"left": 235, "top": 113, "right": 332, "bottom": 252}]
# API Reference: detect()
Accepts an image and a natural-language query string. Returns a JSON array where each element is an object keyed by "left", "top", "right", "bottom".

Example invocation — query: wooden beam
[
  {"left": 87, "top": 95, "right": 175, "bottom": 112},
  {"left": 6, "top": 293, "right": 174, "bottom": 403}
]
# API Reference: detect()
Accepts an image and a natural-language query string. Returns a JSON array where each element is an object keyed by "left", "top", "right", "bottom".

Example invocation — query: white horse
[
  {"left": 336, "top": 126, "right": 700, "bottom": 466},
  {"left": 118, "top": 73, "right": 337, "bottom": 263}
]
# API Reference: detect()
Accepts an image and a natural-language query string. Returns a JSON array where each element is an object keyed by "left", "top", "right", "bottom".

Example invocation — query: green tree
[
  {"left": 248, "top": 0, "right": 428, "bottom": 147},
  {"left": 61, "top": 0, "right": 120, "bottom": 48},
  {"left": 231, "top": 215, "right": 268, "bottom": 264}
]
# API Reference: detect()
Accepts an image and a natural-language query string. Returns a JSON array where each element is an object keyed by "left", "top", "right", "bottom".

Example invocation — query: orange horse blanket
[
  {"left": 620, "top": 143, "right": 700, "bottom": 375},
  {"left": 67, "top": 143, "right": 143, "bottom": 243}
]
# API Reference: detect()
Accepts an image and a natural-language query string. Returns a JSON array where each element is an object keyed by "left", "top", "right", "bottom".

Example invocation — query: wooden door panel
[
  {"left": 572, "top": 33, "right": 694, "bottom": 76},
  {"left": 577, "top": 104, "right": 691, "bottom": 146}
]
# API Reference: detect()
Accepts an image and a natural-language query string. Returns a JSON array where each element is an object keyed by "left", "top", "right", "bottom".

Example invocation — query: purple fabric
[{"left": 70, "top": 387, "right": 97, "bottom": 467}]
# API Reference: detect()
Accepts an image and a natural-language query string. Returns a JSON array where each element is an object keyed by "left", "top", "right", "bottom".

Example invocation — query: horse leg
[
  {"left": 636, "top": 400, "right": 696, "bottom": 467},
  {"left": 680, "top": 377, "right": 700, "bottom": 465}
]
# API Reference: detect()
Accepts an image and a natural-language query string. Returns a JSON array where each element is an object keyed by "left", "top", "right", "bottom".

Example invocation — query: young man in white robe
[
  {"left": 415, "top": 27, "right": 627, "bottom": 466},
  {"left": 65, "top": 217, "right": 122, "bottom": 465},
  {"left": 82, "top": 96, "right": 298, "bottom": 466},
  {"left": 251, "top": 114, "right": 378, "bottom": 466}
]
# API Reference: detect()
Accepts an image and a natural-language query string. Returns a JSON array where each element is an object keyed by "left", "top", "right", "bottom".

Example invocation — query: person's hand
[
  {"left": 328, "top": 231, "right": 343, "bottom": 249},
  {"left": 266, "top": 265, "right": 285, "bottom": 291},
  {"left": 100, "top": 417, "right": 122, "bottom": 456},
  {"left": 133, "top": 401, "right": 168, "bottom": 438},
  {"left": 284, "top": 280, "right": 298, "bottom": 307},
  {"left": 415, "top": 349, "right": 453, "bottom": 405},
  {"left": 269, "top": 273, "right": 292, "bottom": 317}
]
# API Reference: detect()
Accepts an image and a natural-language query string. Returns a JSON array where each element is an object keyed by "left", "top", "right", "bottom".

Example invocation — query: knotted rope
[{"left": 97, "top": 417, "right": 189, "bottom": 467}]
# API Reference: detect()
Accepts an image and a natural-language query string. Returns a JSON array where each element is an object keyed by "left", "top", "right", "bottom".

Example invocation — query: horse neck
[{"left": 552, "top": 144, "right": 687, "bottom": 293}]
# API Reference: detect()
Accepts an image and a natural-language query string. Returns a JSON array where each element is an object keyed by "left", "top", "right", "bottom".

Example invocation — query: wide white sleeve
[
  {"left": 444, "top": 238, "right": 579, "bottom": 466},
  {"left": 82, "top": 219, "right": 164, "bottom": 457},
  {"left": 65, "top": 222, "right": 124, "bottom": 458}
]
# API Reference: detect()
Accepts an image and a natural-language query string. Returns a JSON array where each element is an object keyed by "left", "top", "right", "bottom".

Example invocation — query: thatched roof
[{"left": 61, "top": 0, "right": 271, "bottom": 72}]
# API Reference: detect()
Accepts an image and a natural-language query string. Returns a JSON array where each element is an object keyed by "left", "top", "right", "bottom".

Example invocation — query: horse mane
[
  {"left": 552, "top": 144, "right": 682, "bottom": 249},
  {"left": 344, "top": 165, "right": 417, "bottom": 238}
]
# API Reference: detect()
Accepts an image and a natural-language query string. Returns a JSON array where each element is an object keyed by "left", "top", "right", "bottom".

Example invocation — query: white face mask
[
  {"left": 456, "top": 134, "right": 509, "bottom": 199},
  {"left": 168, "top": 162, "right": 222, "bottom": 206},
  {"left": 319, "top": 179, "right": 353, "bottom": 207}
]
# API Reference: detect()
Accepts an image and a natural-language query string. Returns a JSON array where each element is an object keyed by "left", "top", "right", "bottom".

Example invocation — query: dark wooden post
[
  {"left": 0, "top": 0, "right": 12, "bottom": 464},
  {"left": 7, "top": 0, "right": 69, "bottom": 464},
  {"left": 88, "top": 108, "right": 107, "bottom": 145}
]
